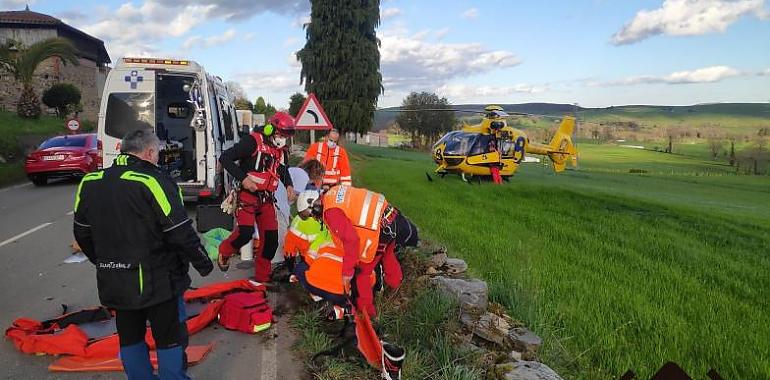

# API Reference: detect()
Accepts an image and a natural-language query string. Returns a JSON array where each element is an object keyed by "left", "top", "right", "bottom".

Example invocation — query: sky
[{"left": 3, "top": 0, "right": 770, "bottom": 109}]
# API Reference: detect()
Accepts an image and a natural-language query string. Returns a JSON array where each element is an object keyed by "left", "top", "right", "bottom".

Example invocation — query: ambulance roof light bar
[{"left": 123, "top": 58, "right": 190, "bottom": 65}]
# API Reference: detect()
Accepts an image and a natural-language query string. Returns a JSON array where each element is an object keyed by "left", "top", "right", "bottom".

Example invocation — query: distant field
[{"left": 347, "top": 143, "right": 770, "bottom": 379}]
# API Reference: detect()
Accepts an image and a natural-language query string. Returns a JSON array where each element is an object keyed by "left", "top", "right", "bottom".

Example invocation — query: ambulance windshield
[{"left": 105, "top": 93, "right": 155, "bottom": 139}]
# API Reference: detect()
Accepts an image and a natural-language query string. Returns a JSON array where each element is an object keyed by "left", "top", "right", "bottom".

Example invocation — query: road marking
[
  {"left": 66, "top": 211, "right": 74, "bottom": 216},
  {"left": 0, "top": 182, "right": 32, "bottom": 193},
  {"left": 260, "top": 291, "right": 278, "bottom": 380},
  {"left": 0, "top": 222, "right": 53, "bottom": 248}
]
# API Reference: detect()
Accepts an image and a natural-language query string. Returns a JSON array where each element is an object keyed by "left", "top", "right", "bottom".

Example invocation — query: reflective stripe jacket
[
  {"left": 304, "top": 141, "right": 352, "bottom": 186},
  {"left": 73, "top": 154, "right": 213, "bottom": 310},
  {"left": 322, "top": 185, "right": 388, "bottom": 276},
  {"left": 304, "top": 229, "right": 345, "bottom": 295},
  {"left": 283, "top": 215, "right": 323, "bottom": 263}
]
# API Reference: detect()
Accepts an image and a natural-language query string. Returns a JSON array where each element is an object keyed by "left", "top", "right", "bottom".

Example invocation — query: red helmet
[{"left": 268, "top": 112, "right": 296, "bottom": 137}]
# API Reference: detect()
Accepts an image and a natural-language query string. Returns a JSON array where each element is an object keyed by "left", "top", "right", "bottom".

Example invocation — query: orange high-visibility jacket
[
  {"left": 322, "top": 185, "right": 388, "bottom": 264},
  {"left": 304, "top": 231, "right": 345, "bottom": 295},
  {"left": 303, "top": 230, "right": 376, "bottom": 296},
  {"left": 305, "top": 141, "right": 352, "bottom": 186},
  {"left": 283, "top": 216, "right": 323, "bottom": 264}
]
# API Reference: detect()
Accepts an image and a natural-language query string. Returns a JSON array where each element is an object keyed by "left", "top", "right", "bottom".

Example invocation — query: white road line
[
  {"left": 66, "top": 211, "right": 74, "bottom": 216},
  {"left": 260, "top": 292, "right": 278, "bottom": 380},
  {"left": 0, "top": 182, "right": 32, "bottom": 193},
  {"left": 0, "top": 222, "right": 53, "bottom": 248}
]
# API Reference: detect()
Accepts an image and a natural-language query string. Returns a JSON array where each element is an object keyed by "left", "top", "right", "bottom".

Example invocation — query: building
[{"left": 0, "top": 7, "right": 110, "bottom": 121}]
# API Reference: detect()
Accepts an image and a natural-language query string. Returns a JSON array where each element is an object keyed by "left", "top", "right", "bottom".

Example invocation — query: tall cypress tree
[{"left": 297, "top": 0, "right": 383, "bottom": 135}]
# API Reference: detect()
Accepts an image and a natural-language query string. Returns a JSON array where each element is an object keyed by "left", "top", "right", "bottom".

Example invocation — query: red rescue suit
[{"left": 218, "top": 132, "right": 292, "bottom": 282}]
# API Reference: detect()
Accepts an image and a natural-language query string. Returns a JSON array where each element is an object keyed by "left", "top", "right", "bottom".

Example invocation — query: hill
[{"left": 374, "top": 102, "right": 770, "bottom": 133}]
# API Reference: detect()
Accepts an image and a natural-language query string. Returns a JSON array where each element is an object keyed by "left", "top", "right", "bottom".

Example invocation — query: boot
[
  {"left": 381, "top": 342, "right": 405, "bottom": 380},
  {"left": 119, "top": 342, "right": 159, "bottom": 380},
  {"left": 156, "top": 346, "right": 191, "bottom": 380}
]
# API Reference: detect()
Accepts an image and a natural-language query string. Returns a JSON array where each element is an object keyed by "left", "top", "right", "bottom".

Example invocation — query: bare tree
[
  {"left": 225, "top": 81, "right": 247, "bottom": 101},
  {"left": 708, "top": 138, "right": 725, "bottom": 160}
]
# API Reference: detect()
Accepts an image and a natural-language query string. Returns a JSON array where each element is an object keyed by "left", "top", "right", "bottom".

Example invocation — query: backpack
[{"left": 217, "top": 292, "right": 272, "bottom": 334}]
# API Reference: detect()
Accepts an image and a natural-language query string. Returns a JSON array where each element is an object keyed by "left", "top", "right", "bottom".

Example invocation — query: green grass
[
  {"left": 347, "top": 143, "right": 770, "bottom": 379},
  {"left": 0, "top": 161, "right": 26, "bottom": 187}
]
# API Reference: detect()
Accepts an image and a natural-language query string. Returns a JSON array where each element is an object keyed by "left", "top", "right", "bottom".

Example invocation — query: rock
[
  {"left": 444, "top": 258, "right": 468, "bottom": 274},
  {"left": 509, "top": 350, "right": 523, "bottom": 361},
  {"left": 508, "top": 328, "right": 542, "bottom": 357},
  {"left": 430, "top": 251, "right": 448, "bottom": 268},
  {"left": 0, "top": 155, "right": 6, "bottom": 164},
  {"left": 462, "top": 312, "right": 511, "bottom": 346},
  {"left": 431, "top": 276, "right": 488, "bottom": 311},
  {"left": 494, "top": 361, "right": 562, "bottom": 380},
  {"left": 426, "top": 267, "right": 440, "bottom": 275}
]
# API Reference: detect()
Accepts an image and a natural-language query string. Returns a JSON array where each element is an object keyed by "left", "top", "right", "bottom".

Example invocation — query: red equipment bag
[{"left": 217, "top": 292, "right": 272, "bottom": 334}]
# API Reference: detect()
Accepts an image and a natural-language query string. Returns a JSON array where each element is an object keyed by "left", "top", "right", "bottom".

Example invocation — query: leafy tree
[
  {"left": 396, "top": 92, "right": 456, "bottom": 148},
  {"left": 42, "top": 83, "right": 81, "bottom": 117},
  {"left": 297, "top": 0, "right": 382, "bottom": 135},
  {"left": 254, "top": 96, "right": 267, "bottom": 113},
  {"left": 0, "top": 38, "right": 79, "bottom": 118},
  {"left": 233, "top": 98, "right": 253, "bottom": 110},
  {"left": 289, "top": 92, "right": 306, "bottom": 117}
]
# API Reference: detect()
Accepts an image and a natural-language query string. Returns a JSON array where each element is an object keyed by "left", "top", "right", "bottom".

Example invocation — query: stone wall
[
  {"left": 0, "top": 56, "right": 104, "bottom": 122},
  {"left": 0, "top": 27, "right": 106, "bottom": 122}
]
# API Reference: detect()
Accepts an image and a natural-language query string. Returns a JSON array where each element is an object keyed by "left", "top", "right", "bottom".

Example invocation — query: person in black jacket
[
  {"left": 217, "top": 111, "right": 295, "bottom": 282},
  {"left": 73, "top": 129, "right": 213, "bottom": 380}
]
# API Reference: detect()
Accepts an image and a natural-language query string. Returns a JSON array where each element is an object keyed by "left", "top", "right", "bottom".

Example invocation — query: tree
[
  {"left": 233, "top": 98, "right": 253, "bottom": 110},
  {"left": 708, "top": 138, "right": 725, "bottom": 160},
  {"left": 289, "top": 92, "right": 306, "bottom": 117},
  {"left": 225, "top": 81, "right": 247, "bottom": 100},
  {"left": 0, "top": 38, "right": 79, "bottom": 118},
  {"left": 42, "top": 83, "right": 81, "bottom": 117},
  {"left": 297, "top": 0, "right": 382, "bottom": 135},
  {"left": 396, "top": 92, "right": 456, "bottom": 148}
]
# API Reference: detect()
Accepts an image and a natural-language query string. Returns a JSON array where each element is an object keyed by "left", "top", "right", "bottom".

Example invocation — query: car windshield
[{"left": 39, "top": 136, "right": 88, "bottom": 149}]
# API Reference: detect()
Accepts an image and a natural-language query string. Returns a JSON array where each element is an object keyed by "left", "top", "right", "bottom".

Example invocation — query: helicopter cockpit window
[
  {"left": 442, "top": 132, "right": 477, "bottom": 156},
  {"left": 470, "top": 134, "right": 495, "bottom": 156}
]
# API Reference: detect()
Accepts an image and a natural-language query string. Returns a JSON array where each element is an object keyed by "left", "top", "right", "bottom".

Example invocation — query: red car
[{"left": 25, "top": 133, "right": 102, "bottom": 186}]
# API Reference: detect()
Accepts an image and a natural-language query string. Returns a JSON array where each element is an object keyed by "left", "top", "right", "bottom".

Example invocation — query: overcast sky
[{"left": 4, "top": 0, "right": 770, "bottom": 108}]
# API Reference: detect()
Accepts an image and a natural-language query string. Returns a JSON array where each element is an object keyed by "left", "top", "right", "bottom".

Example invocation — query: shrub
[{"left": 42, "top": 83, "right": 81, "bottom": 118}]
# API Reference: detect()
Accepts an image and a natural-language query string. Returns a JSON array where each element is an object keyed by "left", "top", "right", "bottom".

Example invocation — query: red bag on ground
[{"left": 217, "top": 292, "right": 272, "bottom": 334}]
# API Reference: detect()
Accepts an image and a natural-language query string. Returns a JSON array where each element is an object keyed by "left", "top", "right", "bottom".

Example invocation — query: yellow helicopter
[{"left": 430, "top": 105, "right": 578, "bottom": 181}]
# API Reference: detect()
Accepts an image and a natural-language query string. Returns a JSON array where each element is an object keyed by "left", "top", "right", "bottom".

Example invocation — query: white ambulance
[{"left": 98, "top": 57, "right": 241, "bottom": 203}]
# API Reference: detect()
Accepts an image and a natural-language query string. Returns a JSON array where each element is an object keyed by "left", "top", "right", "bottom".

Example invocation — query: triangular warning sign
[{"left": 294, "top": 93, "right": 333, "bottom": 130}]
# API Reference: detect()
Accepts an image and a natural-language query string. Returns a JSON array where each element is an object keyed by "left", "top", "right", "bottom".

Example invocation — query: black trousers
[{"left": 115, "top": 296, "right": 188, "bottom": 350}]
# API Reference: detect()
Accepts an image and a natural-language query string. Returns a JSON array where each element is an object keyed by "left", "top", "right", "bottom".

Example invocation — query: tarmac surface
[{"left": 0, "top": 179, "right": 304, "bottom": 379}]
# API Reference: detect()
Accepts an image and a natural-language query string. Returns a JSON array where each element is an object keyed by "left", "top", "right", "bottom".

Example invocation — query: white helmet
[{"left": 296, "top": 190, "right": 320, "bottom": 213}]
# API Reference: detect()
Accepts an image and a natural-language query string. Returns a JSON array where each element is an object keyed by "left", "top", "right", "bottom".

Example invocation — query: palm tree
[{"left": 0, "top": 38, "right": 79, "bottom": 119}]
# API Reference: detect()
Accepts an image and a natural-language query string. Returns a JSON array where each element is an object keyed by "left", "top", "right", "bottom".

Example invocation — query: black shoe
[{"left": 381, "top": 342, "right": 405, "bottom": 380}]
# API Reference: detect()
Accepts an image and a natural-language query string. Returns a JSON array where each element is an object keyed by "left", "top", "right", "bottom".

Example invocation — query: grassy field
[{"left": 345, "top": 143, "right": 770, "bottom": 379}]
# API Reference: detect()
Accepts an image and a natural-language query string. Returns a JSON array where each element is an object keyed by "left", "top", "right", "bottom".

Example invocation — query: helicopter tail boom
[{"left": 525, "top": 116, "right": 578, "bottom": 172}]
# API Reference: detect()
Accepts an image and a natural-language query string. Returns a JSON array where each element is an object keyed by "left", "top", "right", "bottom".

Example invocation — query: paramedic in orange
[
  {"left": 303, "top": 128, "right": 352, "bottom": 188},
  {"left": 300, "top": 186, "right": 419, "bottom": 317}
]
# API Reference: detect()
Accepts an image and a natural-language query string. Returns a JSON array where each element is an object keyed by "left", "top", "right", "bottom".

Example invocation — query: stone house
[{"left": 0, "top": 8, "right": 110, "bottom": 121}]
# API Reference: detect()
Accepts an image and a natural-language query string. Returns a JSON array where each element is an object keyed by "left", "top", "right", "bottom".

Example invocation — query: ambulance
[{"left": 98, "top": 57, "right": 241, "bottom": 203}]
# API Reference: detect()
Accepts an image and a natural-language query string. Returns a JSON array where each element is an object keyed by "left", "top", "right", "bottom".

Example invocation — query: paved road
[{"left": 0, "top": 180, "right": 303, "bottom": 379}]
